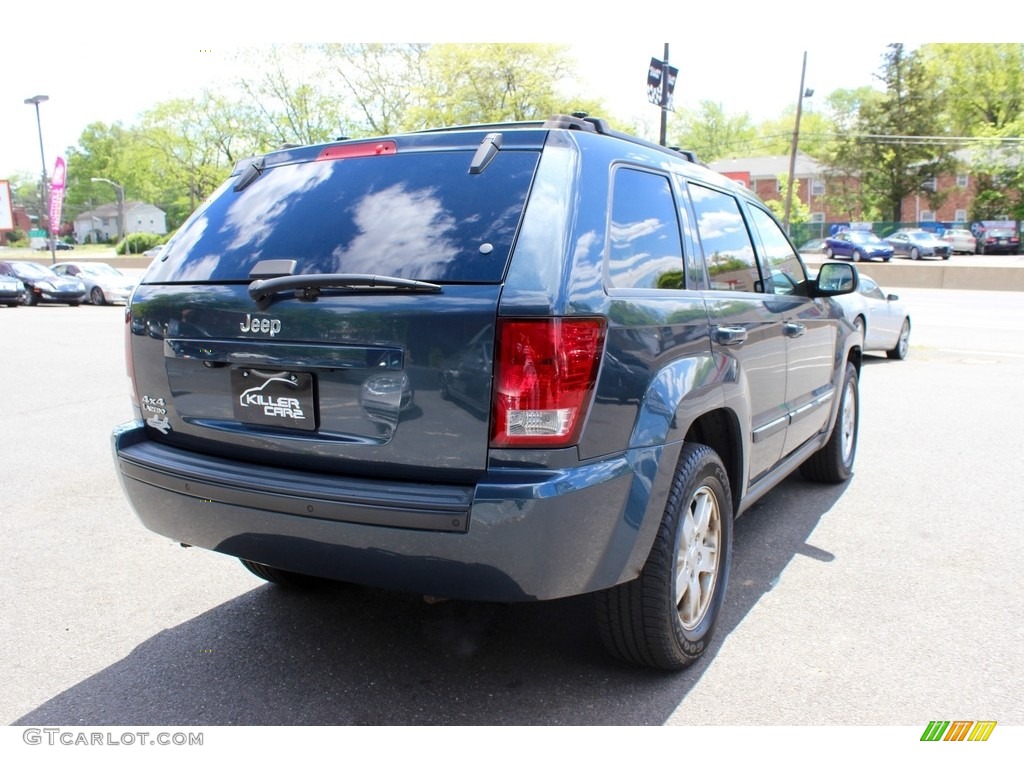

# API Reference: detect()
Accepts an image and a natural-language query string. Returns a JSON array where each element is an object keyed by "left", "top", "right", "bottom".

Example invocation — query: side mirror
[
  {"left": 813, "top": 262, "right": 858, "bottom": 296},
  {"left": 887, "top": 293, "right": 899, "bottom": 302}
]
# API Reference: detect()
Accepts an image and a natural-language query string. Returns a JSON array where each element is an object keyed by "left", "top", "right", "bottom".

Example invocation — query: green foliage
[
  {"left": 117, "top": 232, "right": 163, "bottom": 255},
  {"left": 6, "top": 228, "right": 26, "bottom": 244},
  {"left": 919, "top": 43, "right": 1024, "bottom": 135},
  {"left": 322, "top": 43, "right": 429, "bottom": 137},
  {"left": 669, "top": 101, "right": 757, "bottom": 162},
  {"left": 764, "top": 174, "right": 810, "bottom": 225},
  {"left": 402, "top": 44, "right": 601, "bottom": 129},
  {"left": 831, "top": 44, "right": 956, "bottom": 222}
]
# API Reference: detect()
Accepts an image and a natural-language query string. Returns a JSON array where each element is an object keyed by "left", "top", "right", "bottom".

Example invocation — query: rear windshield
[{"left": 145, "top": 149, "right": 540, "bottom": 284}]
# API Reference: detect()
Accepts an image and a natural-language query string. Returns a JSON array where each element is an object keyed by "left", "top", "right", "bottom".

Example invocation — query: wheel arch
[{"left": 682, "top": 408, "right": 743, "bottom": 517}]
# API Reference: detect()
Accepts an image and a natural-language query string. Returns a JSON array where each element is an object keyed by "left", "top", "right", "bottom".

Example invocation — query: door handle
[
  {"left": 713, "top": 326, "right": 748, "bottom": 346},
  {"left": 784, "top": 322, "right": 806, "bottom": 338}
]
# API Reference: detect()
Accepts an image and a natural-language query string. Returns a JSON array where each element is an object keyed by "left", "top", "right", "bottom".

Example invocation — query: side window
[
  {"left": 689, "top": 183, "right": 761, "bottom": 292},
  {"left": 862, "top": 279, "right": 885, "bottom": 301},
  {"left": 608, "top": 168, "right": 685, "bottom": 290},
  {"left": 747, "top": 205, "right": 808, "bottom": 296}
]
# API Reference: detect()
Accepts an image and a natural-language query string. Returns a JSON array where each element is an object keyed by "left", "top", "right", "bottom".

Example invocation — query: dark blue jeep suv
[{"left": 113, "top": 115, "right": 861, "bottom": 669}]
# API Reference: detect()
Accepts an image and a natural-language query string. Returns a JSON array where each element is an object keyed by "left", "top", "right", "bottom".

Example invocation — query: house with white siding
[{"left": 73, "top": 201, "right": 167, "bottom": 243}]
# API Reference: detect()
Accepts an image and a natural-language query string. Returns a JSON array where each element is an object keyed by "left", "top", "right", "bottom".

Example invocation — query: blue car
[
  {"left": 825, "top": 230, "right": 893, "bottom": 262},
  {"left": 112, "top": 114, "right": 862, "bottom": 670}
]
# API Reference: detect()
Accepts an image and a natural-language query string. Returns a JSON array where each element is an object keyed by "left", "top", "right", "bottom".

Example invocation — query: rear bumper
[{"left": 112, "top": 421, "right": 667, "bottom": 601}]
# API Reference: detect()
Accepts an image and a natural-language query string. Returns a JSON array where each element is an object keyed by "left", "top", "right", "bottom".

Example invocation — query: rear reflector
[
  {"left": 491, "top": 318, "right": 606, "bottom": 448},
  {"left": 317, "top": 141, "right": 397, "bottom": 161}
]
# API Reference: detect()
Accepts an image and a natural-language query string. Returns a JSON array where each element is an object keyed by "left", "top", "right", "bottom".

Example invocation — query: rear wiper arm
[{"left": 249, "top": 273, "right": 442, "bottom": 309}]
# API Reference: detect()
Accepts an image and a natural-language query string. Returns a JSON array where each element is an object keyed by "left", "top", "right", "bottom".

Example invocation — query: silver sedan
[
  {"left": 51, "top": 261, "right": 138, "bottom": 305},
  {"left": 833, "top": 275, "right": 911, "bottom": 360}
]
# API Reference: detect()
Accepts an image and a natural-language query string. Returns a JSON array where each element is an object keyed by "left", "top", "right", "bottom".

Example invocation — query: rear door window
[
  {"left": 145, "top": 149, "right": 540, "bottom": 284},
  {"left": 607, "top": 167, "right": 685, "bottom": 290}
]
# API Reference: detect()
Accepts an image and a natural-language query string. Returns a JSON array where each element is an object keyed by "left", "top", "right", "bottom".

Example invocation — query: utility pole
[{"left": 783, "top": 52, "right": 810, "bottom": 233}]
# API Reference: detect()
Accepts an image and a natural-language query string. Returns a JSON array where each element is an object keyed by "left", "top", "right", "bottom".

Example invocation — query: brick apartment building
[{"left": 709, "top": 150, "right": 1017, "bottom": 234}]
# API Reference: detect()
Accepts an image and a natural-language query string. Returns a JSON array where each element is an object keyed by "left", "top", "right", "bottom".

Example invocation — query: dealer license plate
[{"left": 231, "top": 369, "right": 316, "bottom": 431}]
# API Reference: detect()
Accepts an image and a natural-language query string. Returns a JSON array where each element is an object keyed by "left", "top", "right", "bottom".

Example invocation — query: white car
[
  {"left": 941, "top": 228, "right": 977, "bottom": 254},
  {"left": 51, "top": 261, "right": 137, "bottom": 305},
  {"left": 833, "top": 275, "right": 911, "bottom": 360}
]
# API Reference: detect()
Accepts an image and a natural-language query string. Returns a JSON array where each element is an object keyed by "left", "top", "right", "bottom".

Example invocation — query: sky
[{"left": 0, "top": 1, "right": 992, "bottom": 183}]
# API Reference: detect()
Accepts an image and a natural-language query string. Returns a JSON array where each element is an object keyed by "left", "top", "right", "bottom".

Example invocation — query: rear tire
[
  {"left": 240, "top": 559, "right": 326, "bottom": 589},
  {"left": 595, "top": 443, "right": 733, "bottom": 670},
  {"left": 801, "top": 362, "right": 858, "bottom": 483},
  {"left": 910, "top": 247, "right": 921, "bottom": 260},
  {"left": 887, "top": 318, "right": 910, "bottom": 360},
  {"left": 90, "top": 286, "right": 106, "bottom": 305}
]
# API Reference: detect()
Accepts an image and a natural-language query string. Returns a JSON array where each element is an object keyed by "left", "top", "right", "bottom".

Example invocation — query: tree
[
  {"left": 754, "top": 108, "right": 837, "bottom": 159},
  {"left": 63, "top": 121, "right": 136, "bottom": 228},
  {"left": 323, "top": 44, "right": 429, "bottom": 136},
  {"left": 831, "top": 44, "right": 956, "bottom": 222},
  {"left": 764, "top": 173, "right": 810, "bottom": 224},
  {"left": 233, "top": 44, "right": 354, "bottom": 147},
  {"left": 919, "top": 43, "right": 1024, "bottom": 223},
  {"left": 919, "top": 43, "right": 1024, "bottom": 135},
  {"left": 402, "top": 44, "right": 604, "bottom": 129},
  {"left": 669, "top": 101, "right": 757, "bottom": 162},
  {"left": 138, "top": 97, "right": 241, "bottom": 226}
]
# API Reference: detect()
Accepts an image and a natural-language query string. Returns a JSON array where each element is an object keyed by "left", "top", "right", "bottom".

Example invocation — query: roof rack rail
[
  {"left": 543, "top": 113, "right": 701, "bottom": 165},
  {"left": 414, "top": 119, "right": 548, "bottom": 134},
  {"left": 410, "top": 113, "right": 703, "bottom": 165}
]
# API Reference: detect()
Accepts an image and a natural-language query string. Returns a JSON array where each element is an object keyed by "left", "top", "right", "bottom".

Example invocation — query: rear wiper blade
[{"left": 249, "top": 273, "right": 442, "bottom": 309}]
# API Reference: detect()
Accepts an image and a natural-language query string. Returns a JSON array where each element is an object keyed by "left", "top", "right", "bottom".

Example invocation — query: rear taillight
[{"left": 490, "top": 318, "right": 606, "bottom": 448}]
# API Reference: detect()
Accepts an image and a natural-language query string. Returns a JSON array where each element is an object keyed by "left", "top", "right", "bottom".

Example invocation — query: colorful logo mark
[{"left": 921, "top": 721, "right": 997, "bottom": 742}]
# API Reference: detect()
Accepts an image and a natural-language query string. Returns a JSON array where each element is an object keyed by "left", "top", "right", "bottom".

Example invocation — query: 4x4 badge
[{"left": 240, "top": 313, "right": 281, "bottom": 337}]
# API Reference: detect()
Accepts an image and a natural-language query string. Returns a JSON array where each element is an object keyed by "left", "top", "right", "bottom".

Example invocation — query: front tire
[
  {"left": 801, "top": 362, "right": 859, "bottom": 483},
  {"left": 595, "top": 443, "right": 733, "bottom": 670},
  {"left": 887, "top": 318, "right": 910, "bottom": 360},
  {"left": 910, "top": 247, "right": 921, "bottom": 260},
  {"left": 90, "top": 286, "right": 106, "bottom": 305}
]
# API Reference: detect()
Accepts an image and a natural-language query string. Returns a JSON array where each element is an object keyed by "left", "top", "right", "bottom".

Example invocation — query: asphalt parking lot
[{"left": 1, "top": 289, "right": 1022, "bottom": 728}]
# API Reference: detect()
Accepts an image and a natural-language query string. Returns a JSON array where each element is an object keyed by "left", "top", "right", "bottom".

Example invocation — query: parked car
[
  {"left": 884, "top": 229, "right": 951, "bottom": 260},
  {"left": 797, "top": 237, "right": 826, "bottom": 256},
  {"left": 940, "top": 228, "right": 977, "bottom": 255},
  {"left": 975, "top": 227, "right": 1020, "bottom": 255},
  {"left": 142, "top": 245, "right": 164, "bottom": 259},
  {"left": 112, "top": 114, "right": 862, "bottom": 670},
  {"left": 0, "top": 274, "right": 26, "bottom": 307},
  {"left": 824, "top": 230, "right": 893, "bottom": 262},
  {"left": 0, "top": 261, "right": 86, "bottom": 306},
  {"left": 35, "top": 239, "right": 75, "bottom": 251},
  {"left": 51, "top": 261, "right": 137, "bottom": 305},
  {"left": 832, "top": 274, "right": 910, "bottom": 360}
]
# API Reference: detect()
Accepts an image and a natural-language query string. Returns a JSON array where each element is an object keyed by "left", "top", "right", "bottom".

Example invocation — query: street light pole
[
  {"left": 24, "top": 94, "right": 55, "bottom": 264},
  {"left": 90, "top": 177, "right": 126, "bottom": 252}
]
